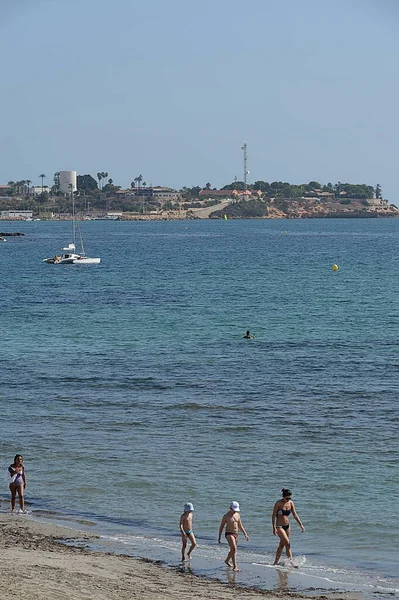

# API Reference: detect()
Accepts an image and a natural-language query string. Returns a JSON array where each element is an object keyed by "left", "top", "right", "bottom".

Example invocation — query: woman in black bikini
[{"left": 272, "top": 488, "right": 305, "bottom": 565}]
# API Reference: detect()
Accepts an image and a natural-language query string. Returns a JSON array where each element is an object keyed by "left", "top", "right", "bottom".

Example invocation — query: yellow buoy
[{"left": 332, "top": 264, "right": 339, "bottom": 271}]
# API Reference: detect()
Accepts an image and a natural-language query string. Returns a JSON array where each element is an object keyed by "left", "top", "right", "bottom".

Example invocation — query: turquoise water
[{"left": 1, "top": 218, "right": 398, "bottom": 596}]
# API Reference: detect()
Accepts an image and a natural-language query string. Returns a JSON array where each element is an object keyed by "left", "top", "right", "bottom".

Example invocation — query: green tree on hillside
[
  {"left": 103, "top": 178, "right": 121, "bottom": 194},
  {"left": 7, "top": 181, "right": 16, "bottom": 196},
  {"left": 307, "top": 181, "right": 321, "bottom": 189},
  {"left": 222, "top": 181, "right": 245, "bottom": 191},
  {"left": 253, "top": 181, "right": 269, "bottom": 193},
  {"left": 334, "top": 183, "right": 374, "bottom": 199},
  {"left": 77, "top": 174, "right": 99, "bottom": 192},
  {"left": 52, "top": 172, "right": 61, "bottom": 195},
  {"left": 181, "top": 186, "right": 201, "bottom": 199}
]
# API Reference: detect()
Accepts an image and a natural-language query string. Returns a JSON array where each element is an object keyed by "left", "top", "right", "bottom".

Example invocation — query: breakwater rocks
[{"left": 0, "top": 232, "right": 24, "bottom": 236}]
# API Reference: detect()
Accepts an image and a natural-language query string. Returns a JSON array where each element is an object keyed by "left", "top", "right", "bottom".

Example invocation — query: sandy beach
[{"left": 0, "top": 514, "right": 363, "bottom": 600}]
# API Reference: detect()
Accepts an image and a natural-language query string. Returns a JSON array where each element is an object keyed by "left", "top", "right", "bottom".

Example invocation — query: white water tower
[{"left": 59, "top": 171, "right": 77, "bottom": 194}]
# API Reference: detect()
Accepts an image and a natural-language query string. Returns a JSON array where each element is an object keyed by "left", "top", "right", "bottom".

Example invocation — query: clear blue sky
[{"left": 1, "top": 0, "right": 398, "bottom": 199}]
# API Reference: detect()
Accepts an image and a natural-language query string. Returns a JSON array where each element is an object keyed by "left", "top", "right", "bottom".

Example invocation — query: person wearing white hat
[
  {"left": 179, "top": 502, "right": 197, "bottom": 561},
  {"left": 218, "top": 501, "right": 249, "bottom": 571}
]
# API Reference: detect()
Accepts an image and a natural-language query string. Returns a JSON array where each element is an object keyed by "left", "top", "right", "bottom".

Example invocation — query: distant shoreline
[{"left": 1, "top": 211, "right": 398, "bottom": 222}]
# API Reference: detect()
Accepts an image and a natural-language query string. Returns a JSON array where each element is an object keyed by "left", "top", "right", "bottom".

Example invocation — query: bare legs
[
  {"left": 274, "top": 527, "right": 292, "bottom": 565},
  {"left": 181, "top": 532, "right": 197, "bottom": 562},
  {"left": 225, "top": 534, "right": 239, "bottom": 571},
  {"left": 9, "top": 483, "right": 25, "bottom": 512}
]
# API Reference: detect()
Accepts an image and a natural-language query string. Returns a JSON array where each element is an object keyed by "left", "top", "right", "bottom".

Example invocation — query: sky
[{"left": 1, "top": 0, "right": 399, "bottom": 199}]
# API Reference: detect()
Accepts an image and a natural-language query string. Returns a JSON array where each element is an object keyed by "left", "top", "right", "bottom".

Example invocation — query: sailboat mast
[{"left": 70, "top": 185, "right": 76, "bottom": 247}]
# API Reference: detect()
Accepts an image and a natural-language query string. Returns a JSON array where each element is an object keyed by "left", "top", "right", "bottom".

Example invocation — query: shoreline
[
  {"left": 0, "top": 513, "right": 363, "bottom": 600},
  {"left": 0, "top": 215, "right": 398, "bottom": 222}
]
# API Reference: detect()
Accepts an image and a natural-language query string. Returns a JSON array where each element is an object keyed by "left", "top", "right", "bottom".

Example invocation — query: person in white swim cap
[
  {"left": 179, "top": 502, "right": 197, "bottom": 561},
  {"left": 218, "top": 501, "right": 249, "bottom": 572}
]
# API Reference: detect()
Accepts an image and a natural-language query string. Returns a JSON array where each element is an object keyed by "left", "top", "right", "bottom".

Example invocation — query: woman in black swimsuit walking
[{"left": 272, "top": 488, "right": 305, "bottom": 565}]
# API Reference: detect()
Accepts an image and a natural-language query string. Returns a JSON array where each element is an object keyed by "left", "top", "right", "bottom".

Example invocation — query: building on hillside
[
  {"left": 0, "top": 185, "right": 11, "bottom": 197},
  {"left": 303, "top": 190, "right": 335, "bottom": 201},
  {"left": 126, "top": 186, "right": 180, "bottom": 198},
  {"left": 153, "top": 187, "right": 181, "bottom": 201},
  {"left": 121, "top": 186, "right": 181, "bottom": 205},
  {"left": 59, "top": 171, "right": 77, "bottom": 194},
  {"left": 31, "top": 186, "right": 51, "bottom": 196},
  {"left": 1, "top": 210, "right": 33, "bottom": 219},
  {"left": 315, "top": 191, "right": 335, "bottom": 201},
  {"left": 199, "top": 189, "right": 261, "bottom": 200},
  {"left": 366, "top": 198, "right": 388, "bottom": 207},
  {"left": 199, "top": 189, "right": 237, "bottom": 199}
]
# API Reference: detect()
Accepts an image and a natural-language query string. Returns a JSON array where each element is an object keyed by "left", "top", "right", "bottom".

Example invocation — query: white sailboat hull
[
  {"left": 72, "top": 256, "right": 100, "bottom": 264},
  {"left": 43, "top": 253, "right": 101, "bottom": 265}
]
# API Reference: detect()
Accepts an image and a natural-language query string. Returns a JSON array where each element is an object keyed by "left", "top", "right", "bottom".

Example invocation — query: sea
[{"left": 1, "top": 217, "right": 398, "bottom": 597}]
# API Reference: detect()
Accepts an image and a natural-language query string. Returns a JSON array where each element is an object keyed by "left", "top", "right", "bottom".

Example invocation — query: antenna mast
[{"left": 241, "top": 142, "right": 248, "bottom": 192}]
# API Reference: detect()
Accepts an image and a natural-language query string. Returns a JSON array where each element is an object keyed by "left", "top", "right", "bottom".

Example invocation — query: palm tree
[
  {"left": 26, "top": 179, "right": 32, "bottom": 197},
  {"left": 39, "top": 173, "right": 46, "bottom": 194},
  {"left": 7, "top": 181, "right": 16, "bottom": 196},
  {"left": 135, "top": 175, "right": 144, "bottom": 213},
  {"left": 134, "top": 175, "right": 143, "bottom": 206},
  {"left": 97, "top": 172, "right": 109, "bottom": 191},
  {"left": 14, "top": 181, "right": 22, "bottom": 195}
]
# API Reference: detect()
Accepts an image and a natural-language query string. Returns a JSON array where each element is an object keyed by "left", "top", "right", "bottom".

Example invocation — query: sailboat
[{"left": 43, "top": 189, "right": 100, "bottom": 265}]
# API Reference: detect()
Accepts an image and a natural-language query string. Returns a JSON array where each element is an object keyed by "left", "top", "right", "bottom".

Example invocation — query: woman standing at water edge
[
  {"left": 272, "top": 488, "right": 304, "bottom": 565},
  {"left": 8, "top": 454, "right": 26, "bottom": 512}
]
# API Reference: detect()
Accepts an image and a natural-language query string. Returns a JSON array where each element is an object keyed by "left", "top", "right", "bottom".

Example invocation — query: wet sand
[{"left": 0, "top": 514, "right": 362, "bottom": 600}]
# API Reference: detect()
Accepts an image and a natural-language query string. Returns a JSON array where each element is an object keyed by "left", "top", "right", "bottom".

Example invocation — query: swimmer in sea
[
  {"left": 218, "top": 501, "right": 249, "bottom": 571},
  {"left": 179, "top": 503, "right": 197, "bottom": 561},
  {"left": 8, "top": 454, "right": 26, "bottom": 512},
  {"left": 243, "top": 330, "right": 255, "bottom": 339},
  {"left": 272, "top": 488, "right": 305, "bottom": 565}
]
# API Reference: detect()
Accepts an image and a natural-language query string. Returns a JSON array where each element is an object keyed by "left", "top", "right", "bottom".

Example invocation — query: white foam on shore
[{"left": 95, "top": 533, "right": 398, "bottom": 598}]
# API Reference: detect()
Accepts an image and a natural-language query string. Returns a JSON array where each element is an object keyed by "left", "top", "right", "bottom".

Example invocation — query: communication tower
[{"left": 241, "top": 143, "right": 248, "bottom": 192}]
